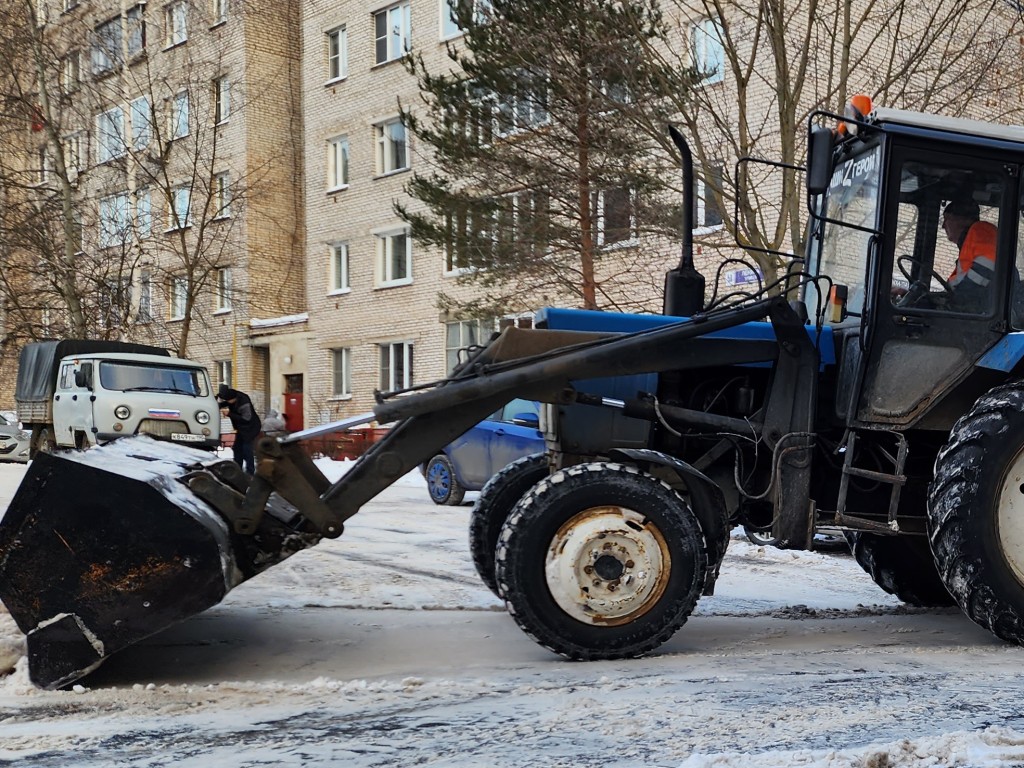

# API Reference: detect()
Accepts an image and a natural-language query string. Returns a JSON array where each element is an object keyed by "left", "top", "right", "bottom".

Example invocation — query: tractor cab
[{"left": 806, "top": 98, "right": 1024, "bottom": 430}]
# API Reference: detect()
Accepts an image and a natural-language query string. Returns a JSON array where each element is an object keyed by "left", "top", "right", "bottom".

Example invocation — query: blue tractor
[{"left": 6, "top": 98, "right": 1024, "bottom": 687}]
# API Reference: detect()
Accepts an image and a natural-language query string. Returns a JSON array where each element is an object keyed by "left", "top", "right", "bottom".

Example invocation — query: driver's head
[{"left": 942, "top": 199, "right": 980, "bottom": 244}]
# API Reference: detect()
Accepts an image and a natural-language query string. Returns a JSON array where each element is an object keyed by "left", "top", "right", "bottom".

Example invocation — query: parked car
[
  {"left": 0, "top": 412, "right": 31, "bottom": 463},
  {"left": 424, "top": 398, "right": 544, "bottom": 505}
]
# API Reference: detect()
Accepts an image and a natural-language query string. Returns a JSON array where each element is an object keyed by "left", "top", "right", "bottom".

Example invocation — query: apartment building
[{"left": 4, "top": 0, "right": 305, "bottom": 419}]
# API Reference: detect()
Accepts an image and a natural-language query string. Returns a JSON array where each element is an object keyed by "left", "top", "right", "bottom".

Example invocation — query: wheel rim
[
  {"left": 997, "top": 446, "right": 1024, "bottom": 583},
  {"left": 544, "top": 505, "right": 671, "bottom": 627},
  {"left": 427, "top": 461, "right": 451, "bottom": 502}
]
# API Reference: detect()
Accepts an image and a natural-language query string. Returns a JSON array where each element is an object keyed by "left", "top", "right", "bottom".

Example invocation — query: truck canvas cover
[{"left": 15, "top": 340, "right": 172, "bottom": 403}]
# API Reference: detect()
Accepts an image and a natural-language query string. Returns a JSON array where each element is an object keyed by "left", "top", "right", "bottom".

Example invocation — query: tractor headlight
[
  {"left": 114, "top": 405, "right": 131, "bottom": 420},
  {"left": 196, "top": 410, "right": 210, "bottom": 425}
]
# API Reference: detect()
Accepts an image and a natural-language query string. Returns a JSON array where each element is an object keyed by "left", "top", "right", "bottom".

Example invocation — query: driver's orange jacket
[{"left": 948, "top": 221, "right": 998, "bottom": 289}]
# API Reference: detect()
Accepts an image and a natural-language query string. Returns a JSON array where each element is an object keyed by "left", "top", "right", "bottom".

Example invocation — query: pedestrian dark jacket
[{"left": 218, "top": 386, "right": 262, "bottom": 440}]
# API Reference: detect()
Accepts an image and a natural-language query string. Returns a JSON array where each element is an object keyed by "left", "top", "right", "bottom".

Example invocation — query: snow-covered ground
[{"left": 2, "top": 458, "right": 1024, "bottom": 767}]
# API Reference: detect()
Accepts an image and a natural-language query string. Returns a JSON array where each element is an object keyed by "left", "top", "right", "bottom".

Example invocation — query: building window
[
  {"left": 92, "top": 17, "right": 122, "bottom": 74},
  {"left": 327, "top": 136, "right": 349, "bottom": 191},
  {"left": 64, "top": 0, "right": 80, "bottom": 11},
  {"left": 135, "top": 188, "right": 152, "bottom": 238},
  {"left": 138, "top": 268, "right": 153, "bottom": 321},
  {"left": 329, "top": 242, "right": 349, "bottom": 292},
  {"left": 694, "top": 163, "right": 724, "bottom": 230},
  {"left": 213, "top": 172, "right": 231, "bottom": 218},
  {"left": 380, "top": 342, "right": 413, "bottom": 390},
  {"left": 374, "top": 118, "right": 407, "bottom": 175},
  {"left": 213, "top": 76, "right": 230, "bottom": 123},
  {"left": 212, "top": 0, "right": 227, "bottom": 25},
  {"left": 215, "top": 267, "right": 232, "bottom": 311},
  {"left": 169, "top": 91, "right": 189, "bottom": 139},
  {"left": 331, "top": 348, "right": 351, "bottom": 397},
  {"left": 168, "top": 184, "right": 190, "bottom": 230},
  {"left": 495, "top": 75, "right": 549, "bottom": 136},
  {"left": 373, "top": 2, "right": 411, "bottom": 65},
  {"left": 691, "top": 18, "right": 724, "bottom": 85},
  {"left": 62, "top": 51, "right": 80, "bottom": 92},
  {"left": 375, "top": 229, "right": 411, "bottom": 286},
  {"left": 165, "top": 2, "right": 188, "bottom": 47},
  {"left": 130, "top": 95, "right": 151, "bottom": 150},
  {"left": 327, "top": 26, "right": 347, "bottom": 82},
  {"left": 170, "top": 275, "right": 187, "bottom": 320},
  {"left": 99, "top": 192, "right": 130, "bottom": 249},
  {"left": 216, "top": 359, "right": 232, "bottom": 387},
  {"left": 36, "top": 147, "right": 51, "bottom": 186},
  {"left": 96, "top": 107, "right": 125, "bottom": 163},
  {"left": 63, "top": 133, "right": 82, "bottom": 177},
  {"left": 592, "top": 187, "right": 635, "bottom": 246},
  {"left": 446, "top": 319, "right": 493, "bottom": 372},
  {"left": 127, "top": 5, "right": 146, "bottom": 56},
  {"left": 70, "top": 212, "right": 84, "bottom": 254},
  {"left": 440, "top": 0, "right": 460, "bottom": 39}
]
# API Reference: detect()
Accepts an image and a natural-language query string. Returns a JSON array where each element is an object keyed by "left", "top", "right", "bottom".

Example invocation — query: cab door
[
  {"left": 53, "top": 361, "right": 95, "bottom": 446},
  {"left": 854, "top": 146, "right": 1014, "bottom": 427}
]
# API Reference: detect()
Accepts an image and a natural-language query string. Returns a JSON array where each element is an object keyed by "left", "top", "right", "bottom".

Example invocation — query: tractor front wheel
[
  {"left": 469, "top": 453, "right": 549, "bottom": 596},
  {"left": 930, "top": 382, "right": 1024, "bottom": 644},
  {"left": 495, "top": 462, "right": 706, "bottom": 660}
]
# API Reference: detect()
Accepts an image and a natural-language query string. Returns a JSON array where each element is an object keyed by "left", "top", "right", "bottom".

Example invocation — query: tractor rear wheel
[
  {"left": 495, "top": 462, "right": 706, "bottom": 660},
  {"left": 845, "top": 532, "right": 954, "bottom": 607},
  {"left": 929, "top": 382, "right": 1024, "bottom": 644},
  {"left": 469, "top": 452, "right": 549, "bottom": 596}
]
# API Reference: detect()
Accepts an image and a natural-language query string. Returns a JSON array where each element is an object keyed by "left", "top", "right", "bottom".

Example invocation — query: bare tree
[{"left": 632, "top": 0, "right": 1024, "bottom": 290}]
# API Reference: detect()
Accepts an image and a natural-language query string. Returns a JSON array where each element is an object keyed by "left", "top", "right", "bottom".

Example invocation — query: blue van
[{"left": 424, "top": 398, "right": 544, "bottom": 505}]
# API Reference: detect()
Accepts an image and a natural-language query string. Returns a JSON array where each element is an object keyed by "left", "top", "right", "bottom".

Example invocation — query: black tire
[
  {"left": 929, "top": 382, "right": 1024, "bottom": 643},
  {"left": 469, "top": 453, "right": 549, "bottom": 596},
  {"left": 424, "top": 454, "right": 465, "bottom": 506},
  {"left": 846, "top": 532, "right": 954, "bottom": 607},
  {"left": 495, "top": 462, "right": 707, "bottom": 660},
  {"left": 743, "top": 525, "right": 778, "bottom": 547},
  {"left": 31, "top": 425, "right": 55, "bottom": 459}
]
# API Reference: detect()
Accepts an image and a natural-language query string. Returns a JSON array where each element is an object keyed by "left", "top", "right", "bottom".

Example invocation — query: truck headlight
[
  {"left": 196, "top": 411, "right": 210, "bottom": 425},
  {"left": 114, "top": 405, "right": 131, "bottom": 420}
]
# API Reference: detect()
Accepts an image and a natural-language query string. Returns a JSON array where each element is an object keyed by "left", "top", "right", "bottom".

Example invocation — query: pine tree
[{"left": 400, "top": 0, "right": 690, "bottom": 316}]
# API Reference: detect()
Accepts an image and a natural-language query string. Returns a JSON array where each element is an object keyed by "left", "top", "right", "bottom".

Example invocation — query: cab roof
[{"left": 872, "top": 107, "right": 1024, "bottom": 147}]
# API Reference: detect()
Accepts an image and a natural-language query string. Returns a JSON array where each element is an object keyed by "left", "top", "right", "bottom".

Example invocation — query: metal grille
[{"left": 138, "top": 419, "right": 189, "bottom": 438}]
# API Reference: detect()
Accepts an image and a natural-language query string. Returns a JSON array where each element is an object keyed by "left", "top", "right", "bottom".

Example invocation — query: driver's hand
[{"left": 890, "top": 286, "right": 908, "bottom": 302}]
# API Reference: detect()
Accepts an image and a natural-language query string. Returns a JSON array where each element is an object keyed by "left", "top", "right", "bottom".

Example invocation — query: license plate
[{"left": 170, "top": 433, "right": 205, "bottom": 443}]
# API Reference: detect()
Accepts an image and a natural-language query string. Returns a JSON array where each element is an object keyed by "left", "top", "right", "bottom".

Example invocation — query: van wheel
[{"left": 31, "top": 426, "right": 55, "bottom": 458}]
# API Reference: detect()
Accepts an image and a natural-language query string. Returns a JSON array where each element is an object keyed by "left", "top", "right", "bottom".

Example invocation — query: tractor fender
[{"left": 607, "top": 448, "right": 729, "bottom": 595}]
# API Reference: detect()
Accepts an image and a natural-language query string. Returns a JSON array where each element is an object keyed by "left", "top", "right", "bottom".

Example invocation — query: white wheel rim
[
  {"left": 998, "top": 447, "right": 1024, "bottom": 583},
  {"left": 544, "top": 506, "right": 671, "bottom": 626}
]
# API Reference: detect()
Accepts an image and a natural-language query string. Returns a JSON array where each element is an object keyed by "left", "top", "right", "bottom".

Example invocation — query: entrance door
[{"left": 283, "top": 374, "right": 304, "bottom": 431}]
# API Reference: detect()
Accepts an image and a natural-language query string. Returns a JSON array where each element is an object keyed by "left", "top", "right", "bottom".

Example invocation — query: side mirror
[
  {"left": 806, "top": 127, "right": 834, "bottom": 197},
  {"left": 511, "top": 413, "right": 540, "bottom": 429}
]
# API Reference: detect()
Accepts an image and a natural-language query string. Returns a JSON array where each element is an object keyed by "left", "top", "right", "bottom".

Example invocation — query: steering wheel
[{"left": 896, "top": 255, "right": 953, "bottom": 307}]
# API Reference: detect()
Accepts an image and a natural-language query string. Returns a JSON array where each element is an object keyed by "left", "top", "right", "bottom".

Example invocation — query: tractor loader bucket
[{"left": 0, "top": 437, "right": 319, "bottom": 689}]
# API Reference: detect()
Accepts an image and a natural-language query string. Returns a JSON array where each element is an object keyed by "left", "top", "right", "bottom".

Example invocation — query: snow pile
[{"left": 0, "top": 605, "right": 25, "bottom": 676}]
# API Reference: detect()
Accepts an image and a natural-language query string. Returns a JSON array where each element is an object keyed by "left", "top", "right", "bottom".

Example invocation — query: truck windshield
[
  {"left": 99, "top": 362, "right": 209, "bottom": 396},
  {"left": 812, "top": 143, "right": 881, "bottom": 317}
]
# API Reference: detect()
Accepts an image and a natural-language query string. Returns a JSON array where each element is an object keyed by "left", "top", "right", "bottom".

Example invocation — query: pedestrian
[
  {"left": 263, "top": 408, "right": 287, "bottom": 437},
  {"left": 217, "top": 384, "right": 262, "bottom": 474}
]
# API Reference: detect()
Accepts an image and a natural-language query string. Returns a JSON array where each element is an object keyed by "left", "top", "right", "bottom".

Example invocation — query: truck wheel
[
  {"left": 495, "top": 462, "right": 707, "bottom": 660},
  {"left": 929, "top": 382, "right": 1024, "bottom": 643},
  {"left": 469, "top": 453, "right": 549, "bottom": 596},
  {"left": 425, "top": 454, "right": 465, "bottom": 506},
  {"left": 31, "top": 426, "right": 55, "bottom": 458},
  {"left": 846, "top": 532, "right": 954, "bottom": 607}
]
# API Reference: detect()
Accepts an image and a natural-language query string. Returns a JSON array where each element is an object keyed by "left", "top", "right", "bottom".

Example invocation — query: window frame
[
  {"left": 92, "top": 16, "right": 123, "bottom": 74},
  {"left": 213, "top": 76, "right": 230, "bottom": 124},
  {"left": 694, "top": 162, "right": 725, "bottom": 233},
  {"left": 167, "top": 184, "right": 191, "bottom": 231},
  {"left": 593, "top": 186, "right": 637, "bottom": 247},
  {"left": 214, "top": 266, "right": 232, "bottom": 312},
  {"left": 691, "top": 17, "right": 724, "bottom": 86},
  {"left": 331, "top": 347, "right": 352, "bottom": 398},
  {"left": 99, "top": 191, "right": 130, "bottom": 249},
  {"left": 211, "top": 0, "right": 228, "bottom": 26},
  {"left": 445, "top": 318, "right": 494, "bottom": 372},
  {"left": 329, "top": 242, "right": 350, "bottom": 293},
  {"left": 165, "top": 1, "right": 188, "bottom": 47},
  {"left": 96, "top": 105, "right": 126, "bottom": 163},
  {"left": 137, "top": 267, "right": 153, "bottom": 322},
  {"left": 326, "top": 25, "right": 348, "bottom": 83},
  {"left": 130, "top": 95, "right": 151, "bottom": 150},
  {"left": 374, "top": 117, "right": 408, "bottom": 176},
  {"left": 379, "top": 341, "right": 413, "bottom": 391},
  {"left": 169, "top": 90, "right": 189, "bottom": 140},
  {"left": 169, "top": 275, "right": 188, "bottom": 320},
  {"left": 375, "top": 228, "right": 412, "bottom": 287},
  {"left": 327, "top": 135, "right": 350, "bottom": 191},
  {"left": 213, "top": 172, "right": 231, "bottom": 219},
  {"left": 135, "top": 188, "right": 152, "bottom": 239},
  {"left": 373, "top": 1, "right": 411, "bottom": 65}
]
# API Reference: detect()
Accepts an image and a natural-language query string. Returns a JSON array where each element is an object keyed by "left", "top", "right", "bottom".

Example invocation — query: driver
[{"left": 942, "top": 199, "right": 997, "bottom": 294}]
